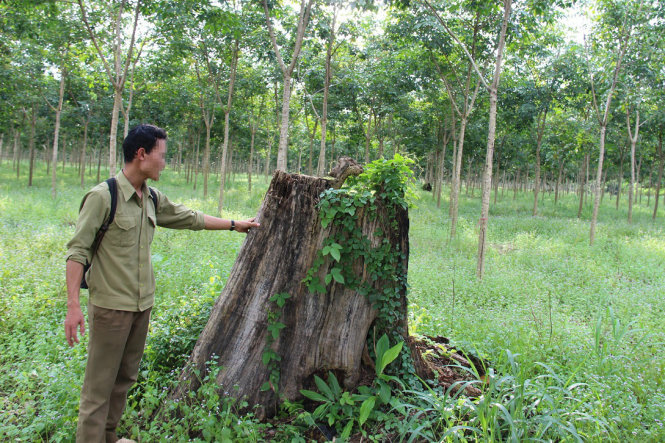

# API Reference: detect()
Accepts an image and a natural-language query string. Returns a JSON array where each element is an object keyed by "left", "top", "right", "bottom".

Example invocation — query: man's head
[
  {"left": 123, "top": 124, "right": 167, "bottom": 163},
  {"left": 123, "top": 124, "right": 168, "bottom": 181}
]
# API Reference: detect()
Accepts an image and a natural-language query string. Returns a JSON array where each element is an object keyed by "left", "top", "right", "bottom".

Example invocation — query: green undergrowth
[{"left": 1, "top": 161, "right": 664, "bottom": 441}]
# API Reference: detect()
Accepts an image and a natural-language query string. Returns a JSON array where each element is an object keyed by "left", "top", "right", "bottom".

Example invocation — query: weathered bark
[{"left": 170, "top": 168, "right": 417, "bottom": 418}]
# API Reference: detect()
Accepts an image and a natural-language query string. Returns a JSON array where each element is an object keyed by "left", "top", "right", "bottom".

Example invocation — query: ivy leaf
[
  {"left": 331, "top": 267, "right": 345, "bottom": 284},
  {"left": 329, "top": 244, "right": 341, "bottom": 262}
]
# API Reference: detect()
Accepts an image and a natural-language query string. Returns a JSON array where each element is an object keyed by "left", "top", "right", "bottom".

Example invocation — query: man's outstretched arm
[{"left": 203, "top": 215, "right": 260, "bottom": 233}]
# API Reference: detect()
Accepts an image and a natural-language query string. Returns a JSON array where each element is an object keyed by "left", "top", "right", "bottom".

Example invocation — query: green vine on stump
[
  {"left": 303, "top": 154, "right": 418, "bottom": 382},
  {"left": 261, "top": 292, "right": 291, "bottom": 393}
]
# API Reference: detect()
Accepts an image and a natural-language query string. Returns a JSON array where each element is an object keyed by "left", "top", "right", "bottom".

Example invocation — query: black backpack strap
[
  {"left": 149, "top": 187, "right": 158, "bottom": 212},
  {"left": 91, "top": 177, "right": 118, "bottom": 249},
  {"left": 80, "top": 177, "right": 118, "bottom": 289}
]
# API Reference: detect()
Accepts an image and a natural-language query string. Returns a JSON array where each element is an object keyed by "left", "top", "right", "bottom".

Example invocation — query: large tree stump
[{"left": 170, "top": 168, "right": 416, "bottom": 417}]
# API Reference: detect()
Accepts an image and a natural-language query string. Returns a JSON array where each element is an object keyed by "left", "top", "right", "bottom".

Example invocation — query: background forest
[{"left": 1, "top": 0, "right": 665, "bottom": 441}]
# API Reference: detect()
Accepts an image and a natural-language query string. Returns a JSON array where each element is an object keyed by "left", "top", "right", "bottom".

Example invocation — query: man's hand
[
  {"left": 65, "top": 260, "right": 85, "bottom": 347},
  {"left": 234, "top": 217, "right": 260, "bottom": 234},
  {"left": 65, "top": 305, "right": 85, "bottom": 347}
]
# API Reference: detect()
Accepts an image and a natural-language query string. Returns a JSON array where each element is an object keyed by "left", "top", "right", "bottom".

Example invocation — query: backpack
[{"left": 80, "top": 178, "right": 157, "bottom": 289}]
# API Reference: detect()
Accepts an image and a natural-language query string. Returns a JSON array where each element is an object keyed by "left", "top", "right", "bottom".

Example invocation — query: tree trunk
[
  {"left": 194, "top": 130, "right": 201, "bottom": 191},
  {"left": 109, "top": 88, "right": 122, "bottom": 178},
  {"left": 97, "top": 147, "right": 102, "bottom": 183},
  {"left": 626, "top": 109, "right": 639, "bottom": 223},
  {"left": 364, "top": 111, "right": 373, "bottom": 164},
  {"left": 12, "top": 129, "right": 19, "bottom": 171},
  {"left": 264, "top": 0, "right": 313, "bottom": 172},
  {"left": 80, "top": 116, "right": 89, "bottom": 188},
  {"left": 249, "top": 122, "right": 256, "bottom": 193},
  {"left": 169, "top": 169, "right": 418, "bottom": 418},
  {"left": 577, "top": 155, "right": 587, "bottom": 219},
  {"left": 449, "top": 117, "right": 467, "bottom": 239},
  {"left": 202, "top": 116, "right": 212, "bottom": 198},
  {"left": 616, "top": 147, "right": 625, "bottom": 210},
  {"left": 51, "top": 70, "right": 66, "bottom": 198},
  {"left": 476, "top": 0, "right": 511, "bottom": 279},
  {"left": 600, "top": 165, "right": 608, "bottom": 204},
  {"left": 533, "top": 109, "right": 547, "bottom": 216},
  {"left": 493, "top": 153, "right": 500, "bottom": 205},
  {"left": 28, "top": 106, "right": 36, "bottom": 187},
  {"left": 653, "top": 131, "right": 664, "bottom": 220},
  {"left": 436, "top": 126, "right": 449, "bottom": 209},
  {"left": 217, "top": 39, "right": 240, "bottom": 215},
  {"left": 555, "top": 159, "right": 563, "bottom": 204}
]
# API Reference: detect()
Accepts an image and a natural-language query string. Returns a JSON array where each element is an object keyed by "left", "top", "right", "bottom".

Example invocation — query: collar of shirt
[{"left": 118, "top": 170, "right": 149, "bottom": 204}]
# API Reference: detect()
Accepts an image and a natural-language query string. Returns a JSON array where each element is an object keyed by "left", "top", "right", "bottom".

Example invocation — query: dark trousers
[{"left": 76, "top": 304, "right": 151, "bottom": 443}]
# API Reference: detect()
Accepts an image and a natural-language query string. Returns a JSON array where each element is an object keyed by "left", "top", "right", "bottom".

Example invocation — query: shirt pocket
[
  {"left": 147, "top": 214, "right": 156, "bottom": 244},
  {"left": 108, "top": 215, "right": 137, "bottom": 247}
]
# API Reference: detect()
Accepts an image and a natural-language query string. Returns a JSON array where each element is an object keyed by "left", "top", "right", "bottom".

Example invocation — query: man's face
[{"left": 141, "top": 139, "right": 167, "bottom": 181}]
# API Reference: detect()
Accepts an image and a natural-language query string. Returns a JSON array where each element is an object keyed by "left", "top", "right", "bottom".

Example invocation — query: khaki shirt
[{"left": 66, "top": 171, "right": 205, "bottom": 311}]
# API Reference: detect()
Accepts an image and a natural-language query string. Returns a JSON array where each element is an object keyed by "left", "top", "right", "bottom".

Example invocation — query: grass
[{"left": 1, "top": 160, "right": 664, "bottom": 441}]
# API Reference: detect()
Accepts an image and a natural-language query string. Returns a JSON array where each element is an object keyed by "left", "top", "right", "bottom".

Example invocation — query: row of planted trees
[{"left": 2, "top": 0, "right": 664, "bottom": 275}]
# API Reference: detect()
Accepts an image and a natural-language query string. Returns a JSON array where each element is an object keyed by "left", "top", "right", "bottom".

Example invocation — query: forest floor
[{"left": 1, "top": 163, "right": 664, "bottom": 441}]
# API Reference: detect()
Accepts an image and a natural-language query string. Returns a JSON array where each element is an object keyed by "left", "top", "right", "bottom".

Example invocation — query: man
[{"left": 64, "top": 124, "right": 259, "bottom": 442}]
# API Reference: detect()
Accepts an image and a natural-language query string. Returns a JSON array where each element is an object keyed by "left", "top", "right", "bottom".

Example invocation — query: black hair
[{"left": 122, "top": 124, "right": 168, "bottom": 163}]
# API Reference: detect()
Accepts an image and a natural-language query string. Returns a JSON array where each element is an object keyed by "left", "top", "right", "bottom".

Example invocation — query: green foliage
[
  {"left": 304, "top": 155, "right": 414, "bottom": 336},
  {"left": 298, "top": 334, "right": 406, "bottom": 440},
  {"left": 260, "top": 292, "right": 291, "bottom": 393}
]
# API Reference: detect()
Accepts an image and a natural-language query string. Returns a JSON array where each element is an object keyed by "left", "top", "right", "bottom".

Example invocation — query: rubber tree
[
  {"left": 78, "top": 0, "right": 143, "bottom": 178},
  {"left": 263, "top": 0, "right": 315, "bottom": 172},
  {"left": 586, "top": 0, "right": 646, "bottom": 245}
]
